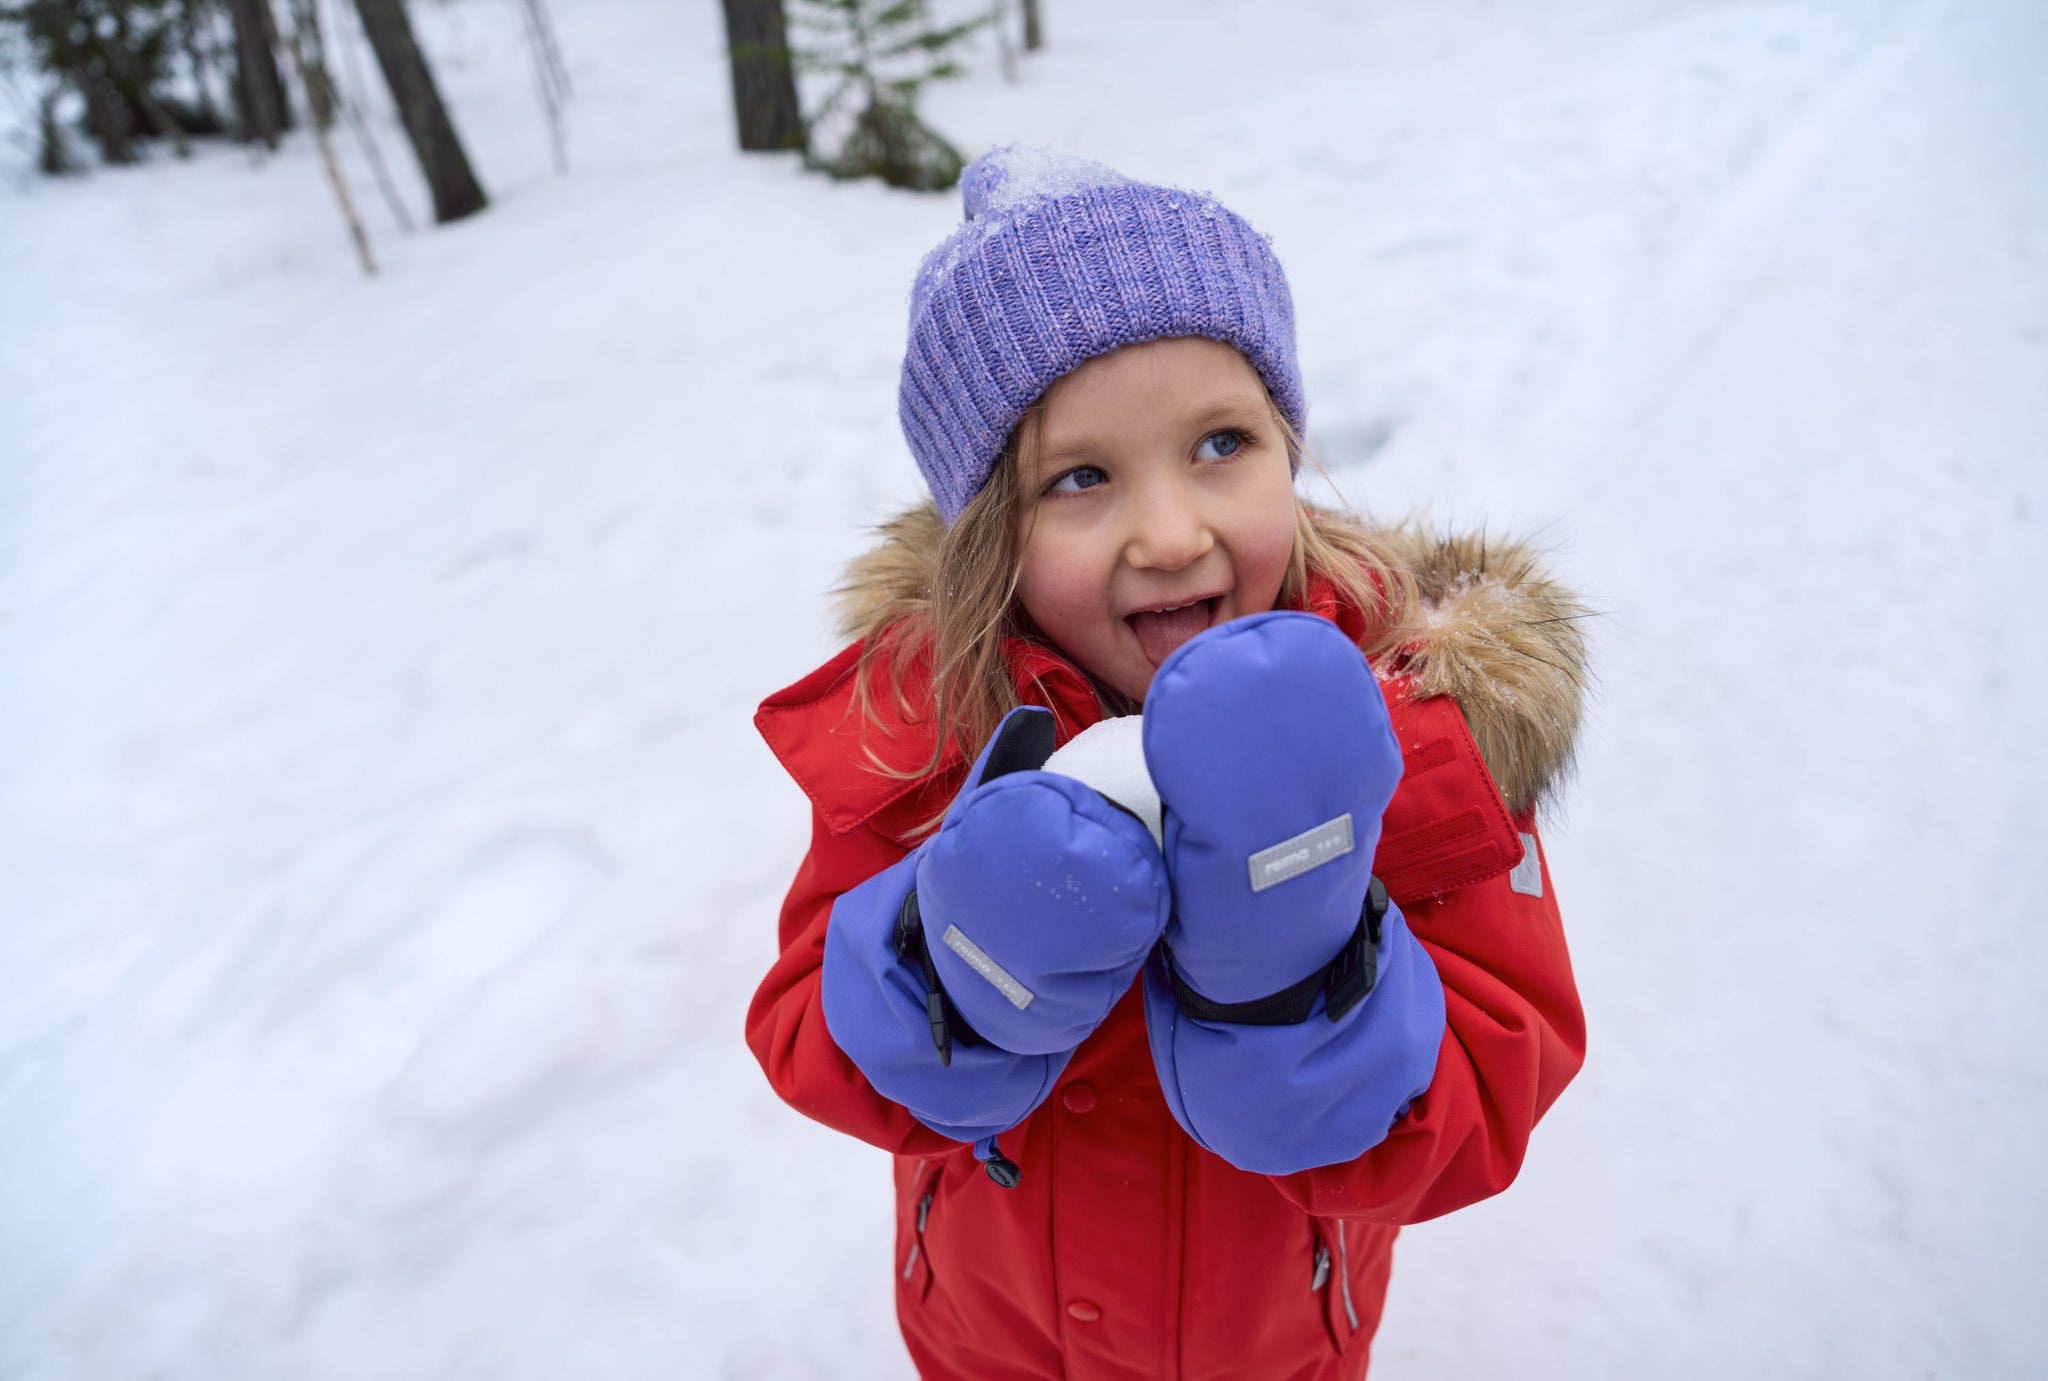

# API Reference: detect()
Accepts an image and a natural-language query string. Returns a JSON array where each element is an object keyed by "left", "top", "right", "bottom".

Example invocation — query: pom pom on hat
[
  {"left": 899, "top": 146, "right": 1305, "bottom": 523},
  {"left": 959, "top": 145, "right": 1128, "bottom": 222}
]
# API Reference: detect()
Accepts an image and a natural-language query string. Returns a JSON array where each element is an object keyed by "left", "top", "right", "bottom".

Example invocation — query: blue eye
[
  {"left": 1196, "top": 430, "right": 1244, "bottom": 460},
  {"left": 1048, "top": 465, "right": 1108, "bottom": 494}
]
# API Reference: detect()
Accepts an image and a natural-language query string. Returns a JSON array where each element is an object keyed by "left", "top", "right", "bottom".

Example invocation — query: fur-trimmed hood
[{"left": 833, "top": 503, "right": 1590, "bottom": 814}]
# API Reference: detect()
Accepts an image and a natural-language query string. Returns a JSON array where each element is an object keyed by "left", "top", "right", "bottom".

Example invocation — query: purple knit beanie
[{"left": 899, "top": 146, "right": 1305, "bottom": 523}]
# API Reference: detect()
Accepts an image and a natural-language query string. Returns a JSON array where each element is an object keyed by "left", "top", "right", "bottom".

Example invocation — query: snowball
[{"left": 1041, "top": 716, "right": 1162, "bottom": 850}]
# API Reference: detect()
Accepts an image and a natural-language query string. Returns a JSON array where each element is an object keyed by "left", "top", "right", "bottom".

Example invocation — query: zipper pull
[
  {"left": 973, "top": 1134, "right": 1022, "bottom": 1188},
  {"left": 904, "top": 1186, "right": 935, "bottom": 1281},
  {"left": 1311, "top": 1243, "right": 1331, "bottom": 1291}
]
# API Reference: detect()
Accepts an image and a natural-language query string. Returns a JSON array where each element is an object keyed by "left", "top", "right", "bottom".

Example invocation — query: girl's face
[{"left": 1014, "top": 336, "right": 1299, "bottom": 705}]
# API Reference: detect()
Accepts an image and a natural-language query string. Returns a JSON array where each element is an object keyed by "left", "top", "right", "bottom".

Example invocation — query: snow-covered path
[{"left": 3, "top": 1, "right": 2043, "bottom": 1376}]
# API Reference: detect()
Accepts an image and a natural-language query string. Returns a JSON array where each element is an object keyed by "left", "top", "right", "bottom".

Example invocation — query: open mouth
[{"left": 1126, "top": 595, "right": 1221, "bottom": 668}]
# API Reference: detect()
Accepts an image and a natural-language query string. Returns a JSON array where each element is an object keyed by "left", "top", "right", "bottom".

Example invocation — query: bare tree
[
  {"left": 720, "top": 0, "right": 800, "bottom": 152},
  {"left": 36, "top": 87, "right": 76, "bottom": 172},
  {"left": 176, "top": 0, "right": 225, "bottom": 130},
  {"left": 283, "top": 0, "right": 333, "bottom": 126},
  {"left": 988, "top": 0, "right": 1015, "bottom": 82},
  {"left": 351, "top": 0, "right": 485, "bottom": 222},
  {"left": 1021, "top": 0, "right": 1039, "bottom": 51},
  {"left": 518, "top": 0, "right": 567, "bottom": 98},
  {"left": 516, "top": 0, "right": 566, "bottom": 171},
  {"left": 329, "top": 0, "right": 413, "bottom": 230},
  {"left": 227, "top": 0, "right": 290, "bottom": 146},
  {"left": 278, "top": 0, "right": 372, "bottom": 272}
]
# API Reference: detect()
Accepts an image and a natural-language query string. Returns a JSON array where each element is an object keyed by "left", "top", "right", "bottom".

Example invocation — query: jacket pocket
[
  {"left": 1312, "top": 1217, "right": 1359, "bottom": 1354},
  {"left": 899, "top": 1159, "right": 941, "bottom": 1304}
]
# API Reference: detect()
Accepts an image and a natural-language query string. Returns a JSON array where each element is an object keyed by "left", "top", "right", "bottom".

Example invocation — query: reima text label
[{"left": 1247, "top": 814, "right": 1355, "bottom": 893}]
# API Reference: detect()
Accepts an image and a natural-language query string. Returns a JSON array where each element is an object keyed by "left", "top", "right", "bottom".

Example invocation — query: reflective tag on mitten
[{"left": 1248, "top": 814, "right": 1355, "bottom": 892}]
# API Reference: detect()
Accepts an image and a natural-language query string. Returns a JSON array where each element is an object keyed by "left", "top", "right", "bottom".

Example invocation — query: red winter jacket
[{"left": 747, "top": 571, "right": 1585, "bottom": 1381}]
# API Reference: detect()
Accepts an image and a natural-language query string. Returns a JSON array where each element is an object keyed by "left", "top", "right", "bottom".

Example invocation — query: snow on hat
[{"left": 899, "top": 146, "right": 1305, "bottom": 523}]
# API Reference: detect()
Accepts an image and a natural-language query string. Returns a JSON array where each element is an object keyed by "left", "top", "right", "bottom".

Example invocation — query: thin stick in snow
[
  {"left": 315, "top": 116, "right": 377, "bottom": 275},
  {"left": 519, "top": 0, "right": 571, "bottom": 102},
  {"left": 990, "top": 0, "right": 1018, "bottom": 83},
  {"left": 326, "top": 0, "right": 415, "bottom": 230},
  {"left": 278, "top": 0, "right": 376, "bottom": 274},
  {"left": 515, "top": 0, "right": 566, "bottom": 173}
]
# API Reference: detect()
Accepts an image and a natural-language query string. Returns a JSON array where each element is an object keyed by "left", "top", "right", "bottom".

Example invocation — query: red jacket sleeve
[
  {"left": 743, "top": 805, "right": 966, "bottom": 1158},
  {"left": 1269, "top": 816, "right": 1585, "bottom": 1224}
]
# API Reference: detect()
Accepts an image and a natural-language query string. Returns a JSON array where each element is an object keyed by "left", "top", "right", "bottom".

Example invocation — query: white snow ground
[{"left": 3, "top": 0, "right": 2045, "bottom": 1376}]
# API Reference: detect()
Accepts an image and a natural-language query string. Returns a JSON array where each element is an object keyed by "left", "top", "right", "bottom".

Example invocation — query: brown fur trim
[
  {"left": 835, "top": 502, "right": 1590, "bottom": 814},
  {"left": 833, "top": 502, "right": 945, "bottom": 644},
  {"left": 1373, "top": 526, "right": 1590, "bottom": 814}
]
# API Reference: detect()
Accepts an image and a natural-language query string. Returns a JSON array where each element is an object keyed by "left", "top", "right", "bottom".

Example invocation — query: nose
[{"left": 1122, "top": 470, "right": 1214, "bottom": 572}]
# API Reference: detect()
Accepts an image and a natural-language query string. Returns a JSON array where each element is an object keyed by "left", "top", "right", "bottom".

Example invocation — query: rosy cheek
[
  {"left": 1018, "top": 547, "right": 1104, "bottom": 646},
  {"left": 1240, "top": 509, "right": 1297, "bottom": 610}
]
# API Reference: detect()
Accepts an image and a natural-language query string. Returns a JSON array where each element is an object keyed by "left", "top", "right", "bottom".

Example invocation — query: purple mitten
[
  {"left": 824, "top": 852, "right": 1073, "bottom": 1144},
  {"left": 1139, "top": 612, "right": 1445, "bottom": 1173},
  {"left": 917, "top": 707, "right": 1171, "bottom": 1055},
  {"left": 820, "top": 706, "right": 1167, "bottom": 1152},
  {"left": 1145, "top": 613, "right": 1400, "bottom": 1000}
]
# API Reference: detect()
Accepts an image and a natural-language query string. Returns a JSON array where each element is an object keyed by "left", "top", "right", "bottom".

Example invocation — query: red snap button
[
  {"left": 1060, "top": 1080, "right": 1098, "bottom": 1113},
  {"left": 1066, "top": 1300, "right": 1101, "bottom": 1323}
]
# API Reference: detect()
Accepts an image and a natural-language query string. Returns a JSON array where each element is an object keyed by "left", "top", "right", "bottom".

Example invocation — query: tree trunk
[
  {"left": 276, "top": 0, "right": 376, "bottom": 274},
  {"left": 351, "top": 0, "right": 487, "bottom": 223},
  {"left": 179, "top": 0, "right": 225, "bottom": 131},
  {"left": 106, "top": 0, "right": 191, "bottom": 157},
  {"left": 1021, "top": 0, "right": 1042, "bottom": 52},
  {"left": 286, "top": 0, "right": 337, "bottom": 129},
  {"left": 38, "top": 88, "right": 76, "bottom": 174},
  {"left": 73, "top": 61, "right": 136, "bottom": 164},
  {"left": 228, "top": 0, "right": 291, "bottom": 146},
  {"left": 719, "top": 0, "right": 801, "bottom": 153}
]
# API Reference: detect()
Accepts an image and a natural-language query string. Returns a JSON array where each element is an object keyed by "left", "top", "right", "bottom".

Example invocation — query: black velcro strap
[
  {"left": 1167, "top": 876, "right": 1389, "bottom": 1026},
  {"left": 893, "top": 888, "right": 985, "bottom": 1066}
]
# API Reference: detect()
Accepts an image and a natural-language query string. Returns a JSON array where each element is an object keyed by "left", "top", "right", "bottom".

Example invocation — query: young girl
[{"left": 747, "top": 147, "right": 1588, "bottom": 1380}]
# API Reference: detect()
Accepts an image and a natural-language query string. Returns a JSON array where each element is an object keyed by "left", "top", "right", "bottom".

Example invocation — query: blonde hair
[{"left": 847, "top": 402, "right": 1418, "bottom": 782}]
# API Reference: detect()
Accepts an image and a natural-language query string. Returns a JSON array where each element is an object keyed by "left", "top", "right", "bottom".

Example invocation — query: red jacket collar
[
  {"left": 754, "top": 633, "right": 1102, "bottom": 837},
  {"left": 755, "top": 572, "right": 1371, "bottom": 838},
  {"left": 756, "top": 582, "right": 1526, "bottom": 897}
]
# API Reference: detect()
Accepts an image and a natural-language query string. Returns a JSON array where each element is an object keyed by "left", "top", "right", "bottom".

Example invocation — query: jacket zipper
[
  {"left": 904, "top": 1184, "right": 934, "bottom": 1281},
  {"left": 1336, "top": 1221, "right": 1358, "bottom": 1331}
]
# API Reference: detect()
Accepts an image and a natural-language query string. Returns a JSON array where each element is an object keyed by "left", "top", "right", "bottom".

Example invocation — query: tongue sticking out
[{"left": 1128, "top": 600, "right": 1213, "bottom": 667}]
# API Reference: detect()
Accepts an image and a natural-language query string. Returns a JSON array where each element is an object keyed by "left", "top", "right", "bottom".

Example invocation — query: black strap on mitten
[
  {"left": 893, "top": 888, "right": 986, "bottom": 1067},
  {"left": 1165, "top": 876, "right": 1389, "bottom": 1026},
  {"left": 888, "top": 708, "right": 1051, "bottom": 1068}
]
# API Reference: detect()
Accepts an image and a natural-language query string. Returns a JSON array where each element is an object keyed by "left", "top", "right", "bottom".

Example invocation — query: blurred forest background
[{"left": 3, "top": 1, "right": 2044, "bottom": 1378}]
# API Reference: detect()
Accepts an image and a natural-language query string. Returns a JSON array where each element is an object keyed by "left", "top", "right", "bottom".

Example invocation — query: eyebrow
[{"left": 1184, "top": 393, "right": 1275, "bottom": 432}]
